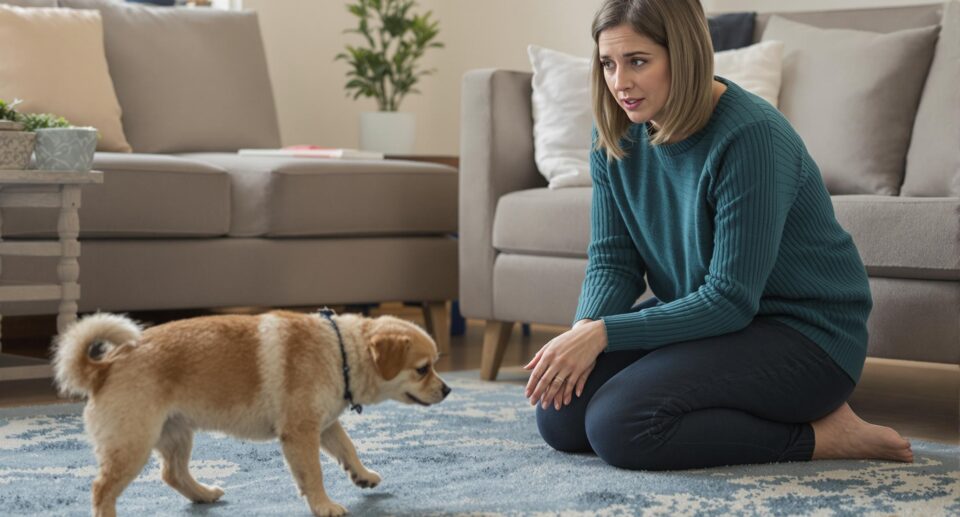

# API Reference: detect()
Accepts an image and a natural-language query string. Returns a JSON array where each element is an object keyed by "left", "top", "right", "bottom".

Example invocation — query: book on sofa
[{"left": 238, "top": 146, "right": 384, "bottom": 160}]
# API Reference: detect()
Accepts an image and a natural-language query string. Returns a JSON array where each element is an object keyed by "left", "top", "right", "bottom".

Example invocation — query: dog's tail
[{"left": 53, "top": 313, "right": 142, "bottom": 397}]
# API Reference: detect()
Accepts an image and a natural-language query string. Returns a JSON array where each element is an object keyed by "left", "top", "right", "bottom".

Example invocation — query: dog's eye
[{"left": 416, "top": 365, "right": 429, "bottom": 376}]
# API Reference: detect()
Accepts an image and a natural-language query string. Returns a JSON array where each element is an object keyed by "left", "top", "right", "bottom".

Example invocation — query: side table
[{"left": 0, "top": 170, "right": 104, "bottom": 381}]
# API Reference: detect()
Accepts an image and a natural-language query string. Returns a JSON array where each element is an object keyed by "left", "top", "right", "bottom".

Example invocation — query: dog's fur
[{"left": 53, "top": 310, "right": 450, "bottom": 517}]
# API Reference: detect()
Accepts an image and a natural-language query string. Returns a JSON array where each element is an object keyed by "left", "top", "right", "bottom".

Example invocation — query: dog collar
[{"left": 318, "top": 308, "right": 363, "bottom": 414}]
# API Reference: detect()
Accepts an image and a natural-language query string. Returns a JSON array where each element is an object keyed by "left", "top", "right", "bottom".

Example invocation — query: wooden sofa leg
[
  {"left": 480, "top": 320, "right": 513, "bottom": 381},
  {"left": 423, "top": 302, "right": 450, "bottom": 355}
]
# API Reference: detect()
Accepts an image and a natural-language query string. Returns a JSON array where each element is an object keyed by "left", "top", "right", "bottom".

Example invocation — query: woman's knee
[
  {"left": 535, "top": 404, "right": 591, "bottom": 453},
  {"left": 585, "top": 397, "right": 673, "bottom": 470}
]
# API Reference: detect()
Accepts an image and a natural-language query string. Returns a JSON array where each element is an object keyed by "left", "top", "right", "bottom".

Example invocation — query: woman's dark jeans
[{"left": 535, "top": 309, "right": 855, "bottom": 470}]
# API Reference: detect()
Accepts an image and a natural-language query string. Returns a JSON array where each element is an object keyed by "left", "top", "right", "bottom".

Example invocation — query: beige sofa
[
  {"left": 460, "top": 3, "right": 960, "bottom": 379},
  {"left": 0, "top": 0, "right": 458, "bottom": 349}
]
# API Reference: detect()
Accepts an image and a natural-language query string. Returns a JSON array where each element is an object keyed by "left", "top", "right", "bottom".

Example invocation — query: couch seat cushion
[
  {"left": 493, "top": 188, "right": 960, "bottom": 280},
  {"left": 2, "top": 153, "right": 230, "bottom": 238},
  {"left": 180, "top": 153, "right": 458, "bottom": 238},
  {"left": 831, "top": 195, "right": 960, "bottom": 280},
  {"left": 493, "top": 188, "right": 591, "bottom": 258}
]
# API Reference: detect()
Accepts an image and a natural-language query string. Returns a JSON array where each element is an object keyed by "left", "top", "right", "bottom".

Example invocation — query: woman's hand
[{"left": 523, "top": 319, "right": 607, "bottom": 410}]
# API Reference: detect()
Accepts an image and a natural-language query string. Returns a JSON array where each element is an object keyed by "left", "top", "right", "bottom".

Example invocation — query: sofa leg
[
  {"left": 480, "top": 320, "right": 513, "bottom": 381},
  {"left": 422, "top": 302, "right": 451, "bottom": 355}
]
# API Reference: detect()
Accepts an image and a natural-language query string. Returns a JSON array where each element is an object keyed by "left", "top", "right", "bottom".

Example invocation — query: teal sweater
[{"left": 575, "top": 77, "right": 872, "bottom": 382}]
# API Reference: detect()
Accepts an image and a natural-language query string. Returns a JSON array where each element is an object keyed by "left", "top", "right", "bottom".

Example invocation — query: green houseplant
[
  {"left": 19, "top": 112, "right": 71, "bottom": 133},
  {"left": 335, "top": 0, "right": 443, "bottom": 153}
]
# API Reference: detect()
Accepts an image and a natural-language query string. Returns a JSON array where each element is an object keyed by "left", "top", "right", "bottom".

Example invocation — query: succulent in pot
[
  {"left": 0, "top": 99, "right": 37, "bottom": 170},
  {"left": 22, "top": 113, "right": 98, "bottom": 172}
]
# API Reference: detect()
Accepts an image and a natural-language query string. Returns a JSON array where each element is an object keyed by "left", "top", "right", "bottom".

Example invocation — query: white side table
[{"left": 0, "top": 170, "right": 103, "bottom": 381}]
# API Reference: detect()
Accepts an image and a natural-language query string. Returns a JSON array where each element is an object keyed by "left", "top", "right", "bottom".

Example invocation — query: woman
[{"left": 524, "top": 0, "right": 913, "bottom": 470}]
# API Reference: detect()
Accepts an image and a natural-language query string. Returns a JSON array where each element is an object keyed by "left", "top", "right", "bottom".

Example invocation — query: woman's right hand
[{"left": 524, "top": 319, "right": 600, "bottom": 410}]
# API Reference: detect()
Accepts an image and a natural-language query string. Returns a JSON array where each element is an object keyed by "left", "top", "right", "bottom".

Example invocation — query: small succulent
[
  {"left": 0, "top": 98, "right": 23, "bottom": 123},
  {"left": 20, "top": 112, "right": 71, "bottom": 133},
  {"left": 0, "top": 99, "right": 72, "bottom": 132}
]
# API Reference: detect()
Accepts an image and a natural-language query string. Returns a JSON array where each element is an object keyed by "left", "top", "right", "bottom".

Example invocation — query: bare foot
[{"left": 811, "top": 403, "right": 913, "bottom": 462}]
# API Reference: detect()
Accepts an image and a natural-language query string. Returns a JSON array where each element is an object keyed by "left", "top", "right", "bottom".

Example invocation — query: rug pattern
[{"left": 1, "top": 372, "right": 957, "bottom": 516}]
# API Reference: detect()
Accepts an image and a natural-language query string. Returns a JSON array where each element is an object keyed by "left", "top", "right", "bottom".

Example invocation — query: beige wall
[
  {"left": 706, "top": 0, "right": 936, "bottom": 12},
  {"left": 245, "top": 0, "right": 602, "bottom": 154},
  {"left": 245, "top": 0, "right": 938, "bottom": 155}
]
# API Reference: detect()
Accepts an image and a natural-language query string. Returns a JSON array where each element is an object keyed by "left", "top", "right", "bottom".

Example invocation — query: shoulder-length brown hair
[{"left": 591, "top": 0, "right": 715, "bottom": 159}]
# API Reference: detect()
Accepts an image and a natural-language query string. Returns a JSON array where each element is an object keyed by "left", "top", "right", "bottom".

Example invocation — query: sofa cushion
[
  {"left": 60, "top": 0, "right": 280, "bottom": 154},
  {"left": 180, "top": 153, "right": 458, "bottom": 238},
  {"left": 2, "top": 153, "right": 230, "bottom": 238},
  {"left": 527, "top": 45, "right": 593, "bottom": 190},
  {"left": 493, "top": 188, "right": 591, "bottom": 258},
  {"left": 754, "top": 5, "right": 942, "bottom": 38},
  {"left": 709, "top": 12, "right": 755, "bottom": 52},
  {"left": 762, "top": 16, "right": 939, "bottom": 196},
  {"left": 903, "top": 0, "right": 960, "bottom": 197},
  {"left": 713, "top": 40, "right": 783, "bottom": 108},
  {"left": 493, "top": 188, "right": 960, "bottom": 281},
  {"left": 0, "top": 5, "right": 131, "bottom": 152},
  {"left": 831, "top": 195, "right": 960, "bottom": 281}
]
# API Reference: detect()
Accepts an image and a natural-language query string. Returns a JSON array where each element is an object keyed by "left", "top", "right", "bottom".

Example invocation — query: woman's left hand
[{"left": 524, "top": 320, "right": 608, "bottom": 409}]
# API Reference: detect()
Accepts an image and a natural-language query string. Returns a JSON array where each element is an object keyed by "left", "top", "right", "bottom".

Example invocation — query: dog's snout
[{"left": 441, "top": 383, "right": 451, "bottom": 399}]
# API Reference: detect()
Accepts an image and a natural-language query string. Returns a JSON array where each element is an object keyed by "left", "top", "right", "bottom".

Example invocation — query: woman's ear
[{"left": 370, "top": 333, "right": 411, "bottom": 380}]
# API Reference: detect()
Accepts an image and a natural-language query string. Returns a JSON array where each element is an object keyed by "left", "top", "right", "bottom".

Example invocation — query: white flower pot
[
  {"left": 33, "top": 127, "right": 98, "bottom": 171},
  {"left": 360, "top": 111, "right": 415, "bottom": 154}
]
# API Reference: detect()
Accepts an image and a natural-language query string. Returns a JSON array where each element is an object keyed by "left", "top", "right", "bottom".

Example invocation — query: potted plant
[
  {"left": 0, "top": 99, "right": 37, "bottom": 170},
  {"left": 335, "top": 0, "right": 443, "bottom": 154},
  {"left": 21, "top": 113, "right": 98, "bottom": 172}
]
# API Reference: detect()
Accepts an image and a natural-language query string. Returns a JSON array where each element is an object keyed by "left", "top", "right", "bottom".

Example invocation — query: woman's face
[{"left": 597, "top": 24, "right": 670, "bottom": 126}]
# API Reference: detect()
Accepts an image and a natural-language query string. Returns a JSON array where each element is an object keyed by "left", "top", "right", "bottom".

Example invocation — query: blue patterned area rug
[{"left": 1, "top": 371, "right": 957, "bottom": 516}]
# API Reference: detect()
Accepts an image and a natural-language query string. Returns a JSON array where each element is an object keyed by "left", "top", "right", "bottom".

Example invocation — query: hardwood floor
[{"left": 1, "top": 304, "right": 956, "bottom": 445}]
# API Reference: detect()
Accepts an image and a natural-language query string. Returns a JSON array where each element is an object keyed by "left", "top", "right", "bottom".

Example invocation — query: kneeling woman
[{"left": 524, "top": 0, "right": 912, "bottom": 470}]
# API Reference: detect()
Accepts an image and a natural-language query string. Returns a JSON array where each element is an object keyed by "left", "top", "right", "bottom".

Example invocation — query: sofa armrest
[{"left": 459, "top": 69, "right": 546, "bottom": 320}]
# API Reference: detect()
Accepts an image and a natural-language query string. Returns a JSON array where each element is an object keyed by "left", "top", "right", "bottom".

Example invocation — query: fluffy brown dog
[{"left": 53, "top": 310, "right": 450, "bottom": 517}]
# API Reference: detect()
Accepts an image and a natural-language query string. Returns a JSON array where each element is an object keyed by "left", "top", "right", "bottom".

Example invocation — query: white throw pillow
[
  {"left": 528, "top": 45, "right": 593, "bottom": 189},
  {"left": 528, "top": 41, "right": 784, "bottom": 188},
  {"left": 714, "top": 40, "right": 784, "bottom": 108}
]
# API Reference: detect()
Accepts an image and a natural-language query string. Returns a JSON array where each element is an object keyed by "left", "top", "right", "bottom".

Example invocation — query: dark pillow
[{"left": 709, "top": 12, "right": 756, "bottom": 51}]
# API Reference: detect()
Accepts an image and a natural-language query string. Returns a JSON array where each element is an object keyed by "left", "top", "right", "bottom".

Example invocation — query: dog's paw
[
  {"left": 349, "top": 468, "right": 381, "bottom": 489},
  {"left": 193, "top": 485, "right": 224, "bottom": 504},
  {"left": 311, "top": 501, "right": 347, "bottom": 517}
]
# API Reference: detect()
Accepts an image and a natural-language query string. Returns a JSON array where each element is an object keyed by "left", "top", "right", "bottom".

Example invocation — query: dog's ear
[{"left": 370, "top": 333, "right": 411, "bottom": 380}]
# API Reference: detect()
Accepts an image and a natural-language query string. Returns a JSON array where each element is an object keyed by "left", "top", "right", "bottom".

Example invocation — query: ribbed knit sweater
[{"left": 574, "top": 77, "right": 872, "bottom": 382}]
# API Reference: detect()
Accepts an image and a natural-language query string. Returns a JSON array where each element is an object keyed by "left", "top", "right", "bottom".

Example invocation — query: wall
[
  {"left": 706, "top": 0, "right": 936, "bottom": 12},
  {"left": 243, "top": 0, "right": 602, "bottom": 154},
  {"left": 244, "top": 0, "right": 939, "bottom": 154}
]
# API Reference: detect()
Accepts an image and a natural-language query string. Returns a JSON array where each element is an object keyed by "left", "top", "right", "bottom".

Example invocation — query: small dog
[{"left": 53, "top": 310, "right": 450, "bottom": 517}]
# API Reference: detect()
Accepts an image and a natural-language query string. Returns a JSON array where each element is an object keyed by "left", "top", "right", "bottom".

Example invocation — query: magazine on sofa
[{"left": 238, "top": 145, "right": 385, "bottom": 160}]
